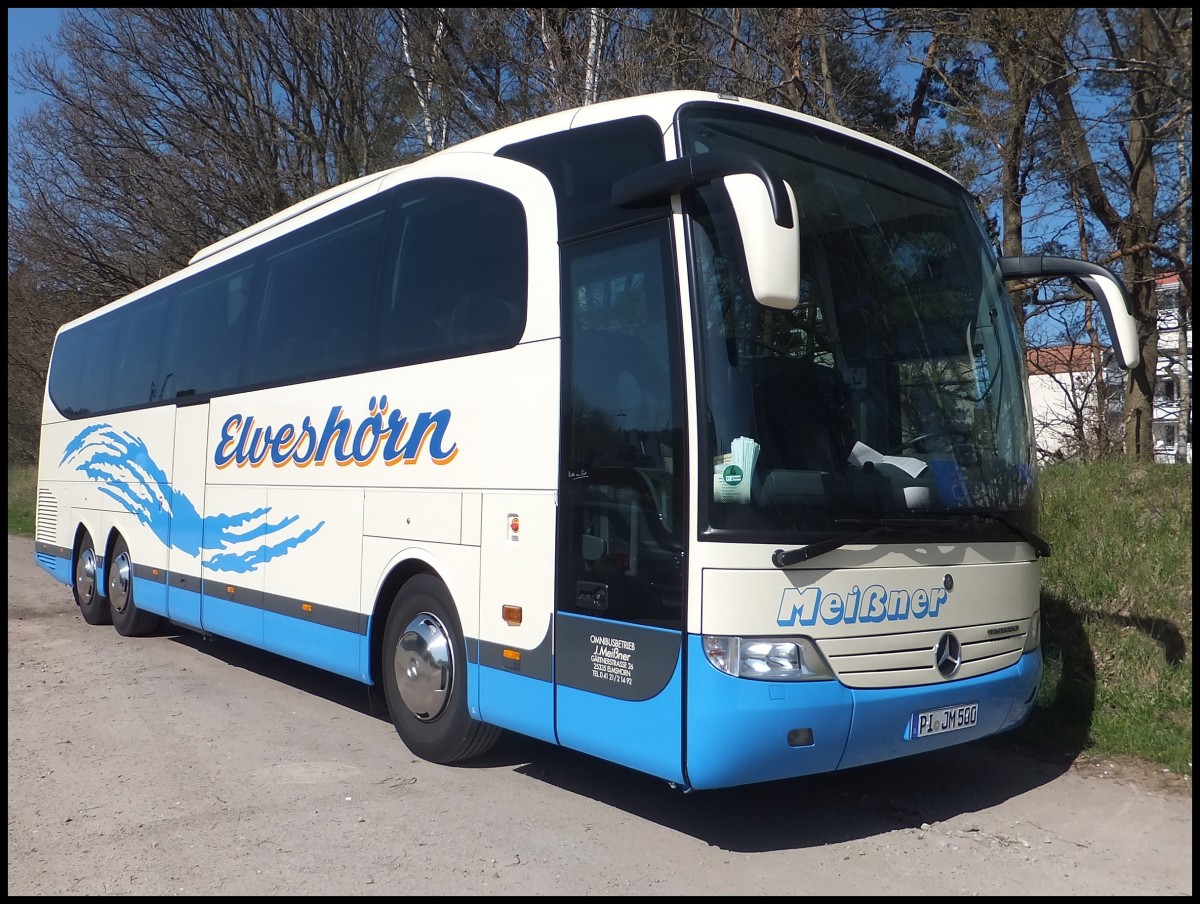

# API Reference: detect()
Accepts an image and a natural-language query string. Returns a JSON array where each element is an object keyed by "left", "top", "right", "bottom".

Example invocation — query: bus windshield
[{"left": 680, "top": 104, "right": 1036, "bottom": 540}]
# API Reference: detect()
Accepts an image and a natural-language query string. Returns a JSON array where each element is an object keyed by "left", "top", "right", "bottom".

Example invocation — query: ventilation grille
[
  {"left": 35, "top": 488, "right": 58, "bottom": 545},
  {"left": 817, "top": 619, "right": 1030, "bottom": 689}
]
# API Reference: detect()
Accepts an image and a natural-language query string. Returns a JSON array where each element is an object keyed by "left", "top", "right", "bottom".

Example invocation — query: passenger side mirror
[{"left": 999, "top": 255, "right": 1140, "bottom": 369}]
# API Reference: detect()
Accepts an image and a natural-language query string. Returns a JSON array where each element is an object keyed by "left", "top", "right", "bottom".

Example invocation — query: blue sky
[{"left": 8, "top": 8, "right": 65, "bottom": 131}]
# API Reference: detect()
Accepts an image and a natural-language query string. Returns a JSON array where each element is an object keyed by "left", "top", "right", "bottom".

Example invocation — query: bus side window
[
  {"left": 110, "top": 295, "right": 169, "bottom": 407},
  {"left": 165, "top": 261, "right": 254, "bottom": 399},
  {"left": 449, "top": 293, "right": 520, "bottom": 348},
  {"left": 376, "top": 195, "right": 446, "bottom": 364},
  {"left": 376, "top": 179, "right": 528, "bottom": 365},
  {"left": 251, "top": 199, "right": 386, "bottom": 386},
  {"left": 72, "top": 316, "right": 118, "bottom": 415},
  {"left": 324, "top": 328, "right": 371, "bottom": 370}
]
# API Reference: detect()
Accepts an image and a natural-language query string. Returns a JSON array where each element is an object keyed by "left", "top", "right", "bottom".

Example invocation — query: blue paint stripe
[
  {"left": 41, "top": 550, "right": 364, "bottom": 681},
  {"left": 202, "top": 594, "right": 263, "bottom": 647},
  {"left": 556, "top": 659, "right": 684, "bottom": 785},
  {"left": 474, "top": 664, "right": 556, "bottom": 744},
  {"left": 263, "top": 610, "right": 366, "bottom": 682},
  {"left": 132, "top": 575, "right": 169, "bottom": 618},
  {"left": 168, "top": 585, "right": 203, "bottom": 630},
  {"left": 37, "top": 553, "right": 72, "bottom": 587}
]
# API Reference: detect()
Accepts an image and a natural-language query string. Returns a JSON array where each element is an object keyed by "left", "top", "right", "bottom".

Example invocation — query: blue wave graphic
[{"left": 62, "top": 425, "right": 325, "bottom": 573}]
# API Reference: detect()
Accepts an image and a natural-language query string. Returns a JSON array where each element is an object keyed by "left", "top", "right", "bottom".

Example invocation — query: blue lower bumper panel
[{"left": 685, "top": 635, "right": 1041, "bottom": 790}]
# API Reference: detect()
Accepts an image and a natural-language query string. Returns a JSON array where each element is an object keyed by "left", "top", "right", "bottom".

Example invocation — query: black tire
[
  {"left": 107, "top": 535, "right": 162, "bottom": 637},
  {"left": 73, "top": 529, "right": 111, "bottom": 625},
  {"left": 381, "top": 574, "right": 501, "bottom": 763}
]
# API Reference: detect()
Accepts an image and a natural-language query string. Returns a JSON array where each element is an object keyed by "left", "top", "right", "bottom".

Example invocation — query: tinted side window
[
  {"left": 47, "top": 325, "right": 89, "bottom": 416},
  {"left": 375, "top": 179, "right": 527, "bottom": 364},
  {"left": 48, "top": 315, "right": 119, "bottom": 417},
  {"left": 499, "top": 116, "right": 666, "bottom": 241},
  {"left": 163, "top": 261, "right": 256, "bottom": 399},
  {"left": 112, "top": 294, "right": 169, "bottom": 407},
  {"left": 46, "top": 177, "right": 528, "bottom": 418},
  {"left": 49, "top": 294, "right": 171, "bottom": 416},
  {"left": 251, "top": 199, "right": 387, "bottom": 385}
]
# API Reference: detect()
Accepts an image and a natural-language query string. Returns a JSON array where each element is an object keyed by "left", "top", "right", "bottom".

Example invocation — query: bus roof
[{"left": 190, "top": 89, "right": 955, "bottom": 271}]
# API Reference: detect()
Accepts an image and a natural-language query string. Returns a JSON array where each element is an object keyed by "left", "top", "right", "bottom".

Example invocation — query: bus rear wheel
[
  {"left": 382, "top": 574, "right": 501, "bottom": 764},
  {"left": 107, "top": 535, "right": 162, "bottom": 637},
  {"left": 73, "top": 529, "right": 111, "bottom": 625}
]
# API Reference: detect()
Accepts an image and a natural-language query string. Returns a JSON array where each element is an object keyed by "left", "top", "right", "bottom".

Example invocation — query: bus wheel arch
[
  {"left": 106, "top": 533, "right": 162, "bottom": 637},
  {"left": 73, "top": 526, "right": 112, "bottom": 626},
  {"left": 369, "top": 558, "right": 435, "bottom": 689},
  {"left": 380, "top": 572, "right": 501, "bottom": 764}
]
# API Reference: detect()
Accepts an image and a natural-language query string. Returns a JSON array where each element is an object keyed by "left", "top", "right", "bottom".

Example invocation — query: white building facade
[
  {"left": 1026, "top": 272, "right": 1191, "bottom": 464},
  {"left": 1151, "top": 273, "right": 1192, "bottom": 463}
]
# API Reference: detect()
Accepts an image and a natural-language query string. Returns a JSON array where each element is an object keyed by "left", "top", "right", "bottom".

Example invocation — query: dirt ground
[{"left": 7, "top": 535, "right": 1192, "bottom": 896}]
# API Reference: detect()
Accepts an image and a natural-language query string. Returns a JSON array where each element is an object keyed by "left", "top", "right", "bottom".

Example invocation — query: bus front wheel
[
  {"left": 382, "top": 574, "right": 501, "bottom": 764},
  {"left": 73, "top": 529, "right": 112, "bottom": 625},
  {"left": 107, "top": 535, "right": 162, "bottom": 637}
]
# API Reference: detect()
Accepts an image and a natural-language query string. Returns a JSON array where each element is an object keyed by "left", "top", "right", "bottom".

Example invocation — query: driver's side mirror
[
  {"left": 612, "top": 151, "right": 800, "bottom": 311},
  {"left": 723, "top": 173, "right": 800, "bottom": 311}
]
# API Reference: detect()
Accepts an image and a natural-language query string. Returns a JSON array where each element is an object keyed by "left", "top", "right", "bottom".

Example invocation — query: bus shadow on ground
[
  {"left": 156, "top": 594, "right": 1109, "bottom": 853},
  {"left": 490, "top": 589, "right": 1106, "bottom": 851},
  {"left": 163, "top": 628, "right": 391, "bottom": 719},
  {"left": 496, "top": 733, "right": 1076, "bottom": 852}
]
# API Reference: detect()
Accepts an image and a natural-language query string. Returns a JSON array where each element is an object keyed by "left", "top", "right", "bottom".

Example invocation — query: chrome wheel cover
[
  {"left": 394, "top": 612, "right": 453, "bottom": 721},
  {"left": 109, "top": 551, "right": 132, "bottom": 614},
  {"left": 74, "top": 547, "right": 97, "bottom": 603}
]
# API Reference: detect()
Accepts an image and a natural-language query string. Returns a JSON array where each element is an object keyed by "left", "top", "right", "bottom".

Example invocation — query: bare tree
[
  {"left": 879, "top": 8, "right": 1191, "bottom": 462},
  {"left": 6, "top": 265, "right": 80, "bottom": 465},
  {"left": 9, "top": 9, "right": 414, "bottom": 299},
  {"left": 7, "top": 9, "right": 431, "bottom": 467},
  {"left": 7, "top": 7, "right": 1188, "bottom": 470},
  {"left": 1041, "top": 8, "right": 1191, "bottom": 460},
  {"left": 1171, "top": 103, "right": 1193, "bottom": 462}
]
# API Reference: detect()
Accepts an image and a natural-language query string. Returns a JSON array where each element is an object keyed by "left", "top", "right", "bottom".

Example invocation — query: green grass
[
  {"left": 1013, "top": 461, "right": 1193, "bottom": 776},
  {"left": 8, "top": 465, "right": 37, "bottom": 535},
  {"left": 8, "top": 460, "right": 1192, "bottom": 776}
]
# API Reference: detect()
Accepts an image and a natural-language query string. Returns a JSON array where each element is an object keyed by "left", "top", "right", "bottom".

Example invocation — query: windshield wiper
[
  {"left": 771, "top": 517, "right": 956, "bottom": 568},
  {"left": 956, "top": 509, "right": 1052, "bottom": 558}
]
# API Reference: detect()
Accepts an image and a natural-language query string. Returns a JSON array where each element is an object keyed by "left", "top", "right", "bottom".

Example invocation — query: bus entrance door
[
  {"left": 551, "top": 224, "right": 688, "bottom": 785},
  {"left": 553, "top": 607, "right": 685, "bottom": 785},
  {"left": 551, "top": 470, "right": 686, "bottom": 785}
]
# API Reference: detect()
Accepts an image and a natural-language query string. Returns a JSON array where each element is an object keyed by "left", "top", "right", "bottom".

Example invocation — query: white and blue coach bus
[{"left": 35, "top": 90, "right": 1139, "bottom": 791}]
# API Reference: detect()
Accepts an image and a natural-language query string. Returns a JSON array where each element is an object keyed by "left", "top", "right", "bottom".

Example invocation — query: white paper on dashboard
[{"left": 847, "top": 441, "right": 928, "bottom": 479}]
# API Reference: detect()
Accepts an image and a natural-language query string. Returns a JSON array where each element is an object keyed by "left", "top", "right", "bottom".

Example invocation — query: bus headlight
[
  {"left": 1023, "top": 610, "right": 1041, "bottom": 653},
  {"left": 702, "top": 635, "right": 834, "bottom": 681}
]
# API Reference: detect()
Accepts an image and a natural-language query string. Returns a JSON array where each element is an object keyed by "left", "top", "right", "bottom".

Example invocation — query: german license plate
[{"left": 913, "top": 702, "right": 978, "bottom": 738}]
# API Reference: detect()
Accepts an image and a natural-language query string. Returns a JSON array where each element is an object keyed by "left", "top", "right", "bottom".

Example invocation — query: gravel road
[{"left": 7, "top": 535, "right": 1191, "bottom": 896}]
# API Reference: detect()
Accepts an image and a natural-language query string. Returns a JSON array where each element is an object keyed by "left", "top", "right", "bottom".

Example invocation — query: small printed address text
[{"left": 590, "top": 634, "right": 636, "bottom": 686}]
